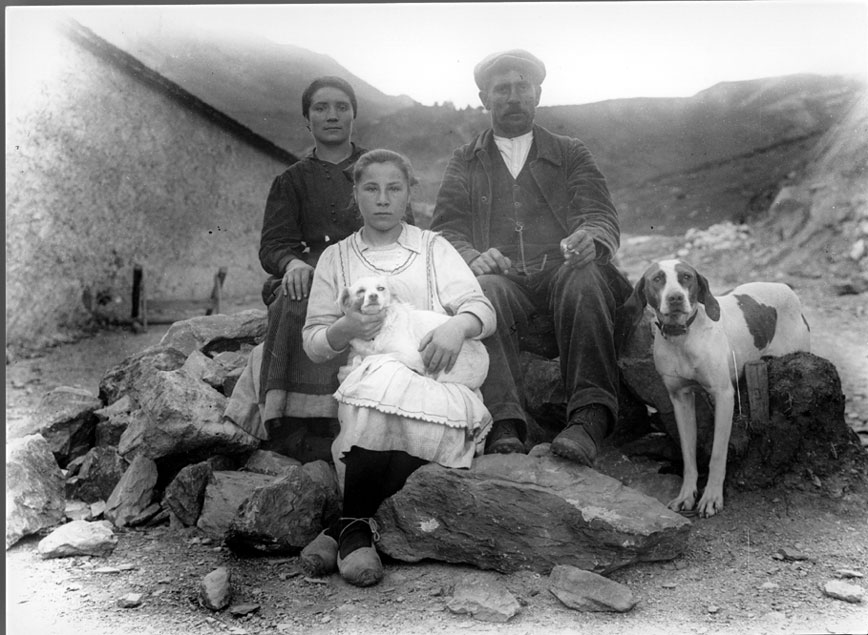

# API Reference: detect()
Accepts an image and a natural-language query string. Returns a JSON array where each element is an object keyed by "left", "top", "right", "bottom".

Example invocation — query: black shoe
[
  {"left": 550, "top": 405, "right": 611, "bottom": 466},
  {"left": 484, "top": 419, "right": 526, "bottom": 455}
]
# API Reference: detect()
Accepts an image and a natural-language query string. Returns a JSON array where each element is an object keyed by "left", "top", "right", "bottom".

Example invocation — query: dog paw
[
  {"left": 697, "top": 492, "right": 724, "bottom": 518},
  {"left": 667, "top": 491, "right": 697, "bottom": 514}
]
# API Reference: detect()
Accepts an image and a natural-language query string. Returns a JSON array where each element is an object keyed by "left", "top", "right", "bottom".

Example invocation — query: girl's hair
[
  {"left": 352, "top": 149, "right": 417, "bottom": 187},
  {"left": 301, "top": 76, "right": 358, "bottom": 119}
]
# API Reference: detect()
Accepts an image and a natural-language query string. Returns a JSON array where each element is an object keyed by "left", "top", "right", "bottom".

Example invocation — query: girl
[{"left": 300, "top": 150, "right": 496, "bottom": 586}]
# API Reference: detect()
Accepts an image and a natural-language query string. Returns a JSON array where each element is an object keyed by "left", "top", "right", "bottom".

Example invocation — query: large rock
[
  {"left": 731, "top": 352, "right": 868, "bottom": 489},
  {"left": 65, "top": 446, "right": 128, "bottom": 503},
  {"left": 93, "top": 395, "right": 134, "bottom": 447},
  {"left": 196, "top": 471, "right": 278, "bottom": 539},
  {"left": 243, "top": 450, "right": 302, "bottom": 476},
  {"left": 376, "top": 454, "right": 691, "bottom": 574},
  {"left": 6, "top": 434, "right": 65, "bottom": 549},
  {"left": 99, "top": 345, "right": 187, "bottom": 405},
  {"left": 37, "top": 520, "right": 117, "bottom": 558},
  {"left": 117, "top": 370, "right": 258, "bottom": 460},
  {"left": 12, "top": 387, "right": 102, "bottom": 467},
  {"left": 158, "top": 310, "right": 267, "bottom": 357},
  {"left": 225, "top": 460, "right": 340, "bottom": 555},
  {"left": 163, "top": 461, "right": 213, "bottom": 527},
  {"left": 105, "top": 454, "right": 158, "bottom": 528}
]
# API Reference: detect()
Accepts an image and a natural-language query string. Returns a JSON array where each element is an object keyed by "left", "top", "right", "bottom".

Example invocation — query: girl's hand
[
  {"left": 418, "top": 319, "right": 467, "bottom": 375},
  {"left": 326, "top": 308, "right": 384, "bottom": 351},
  {"left": 282, "top": 260, "right": 315, "bottom": 300}
]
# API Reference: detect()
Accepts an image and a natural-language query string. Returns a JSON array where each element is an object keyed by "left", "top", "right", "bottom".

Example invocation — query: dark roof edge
[{"left": 62, "top": 18, "right": 298, "bottom": 165}]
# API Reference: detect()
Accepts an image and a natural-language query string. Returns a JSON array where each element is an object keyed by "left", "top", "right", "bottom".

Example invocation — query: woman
[
  {"left": 300, "top": 150, "right": 496, "bottom": 587},
  {"left": 235, "top": 76, "right": 366, "bottom": 452}
]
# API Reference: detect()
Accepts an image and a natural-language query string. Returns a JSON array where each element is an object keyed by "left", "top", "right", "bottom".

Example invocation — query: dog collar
[{"left": 656, "top": 310, "right": 697, "bottom": 337}]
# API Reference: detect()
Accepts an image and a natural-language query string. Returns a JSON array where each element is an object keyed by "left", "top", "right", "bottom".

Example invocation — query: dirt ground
[{"left": 6, "top": 235, "right": 868, "bottom": 635}]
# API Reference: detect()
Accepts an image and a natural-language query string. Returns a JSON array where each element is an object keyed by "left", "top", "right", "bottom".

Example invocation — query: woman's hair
[
  {"left": 301, "top": 76, "right": 358, "bottom": 120},
  {"left": 352, "top": 149, "right": 417, "bottom": 187}
]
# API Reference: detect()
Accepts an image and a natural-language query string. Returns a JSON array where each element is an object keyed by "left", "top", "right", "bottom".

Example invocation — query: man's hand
[
  {"left": 470, "top": 248, "right": 512, "bottom": 276},
  {"left": 282, "top": 259, "right": 315, "bottom": 300},
  {"left": 560, "top": 230, "right": 596, "bottom": 269}
]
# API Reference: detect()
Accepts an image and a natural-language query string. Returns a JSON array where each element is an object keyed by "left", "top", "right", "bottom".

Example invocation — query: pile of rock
[
  {"left": 678, "top": 221, "right": 755, "bottom": 256},
  {"left": 7, "top": 308, "right": 865, "bottom": 588}
]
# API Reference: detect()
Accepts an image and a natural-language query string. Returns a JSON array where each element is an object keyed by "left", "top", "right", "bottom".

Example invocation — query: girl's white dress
[{"left": 303, "top": 224, "right": 496, "bottom": 484}]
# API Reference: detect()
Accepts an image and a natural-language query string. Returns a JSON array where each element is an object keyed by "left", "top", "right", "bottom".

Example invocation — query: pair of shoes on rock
[
  {"left": 550, "top": 404, "right": 611, "bottom": 467},
  {"left": 484, "top": 419, "right": 526, "bottom": 455},
  {"left": 336, "top": 518, "right": 383, "bottom": 587}
]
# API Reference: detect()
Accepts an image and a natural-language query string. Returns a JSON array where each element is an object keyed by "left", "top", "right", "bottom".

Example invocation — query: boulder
[
  {"left": 181, "top": 350, "right": 224, "bottom": 384},
  {"left": 37, "top": 520, "right": 117, "bottom": 558},
  {"left": 376, "top": 454, "right": 691, "bottom": 574},
  {"left": 196, "top": 471, "right": 278, "bottom": 539},
  {"left": 64, "top": 500, "right": 91, "bottom": 522},
  {"left": 99, "top": 345, "right": 187, "bottom": 405},
  {"left": 225, "top": 460, "right": 340, "bottom": 555},
  {"left": 6, "top": 434, "right": 65, "bottom": 549},
  {"left": 93, "top": 395, "right": 134, "bottom": 447},
  {"left": 446, "top": 574, "right": 521, "bottom": 623},
  {"left": 162, "top": 461, "right": 214, "bottom": 527},
  {"left": 158, "top": 310, "right": 266, "bottom": 357},
  {"left": 65, "top": 446, "right": 127, "bottom": 503},
  {"left": 549, "top": 565, "right": 638, "bottom": 612},
  {"left": 105, "top": 454, "right": 158, "bottom": 528},
  {"left": 731, "top": 352, "right": 868, "bottom": 489},
  {"left": 13, "top": 387, "right": 102, "bottom": 467},
  {"left": 117, "top": 370, "right": 258, "bottom": 460},
  {"left": 243, "top": 450, "right": 303, "bottom": 476}
]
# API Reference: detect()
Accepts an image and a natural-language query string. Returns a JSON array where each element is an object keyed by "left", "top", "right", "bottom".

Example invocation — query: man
[{"left": 430, "top": 50, "right": 631, "bottom": 466}]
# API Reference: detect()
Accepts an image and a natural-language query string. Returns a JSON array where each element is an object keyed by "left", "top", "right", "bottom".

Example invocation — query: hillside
[
  {"left": 76, "top": 17, "right": 415, "bottom": 154},
  {"left": 357, "top": 75, "right": 864, "bottom": 234},
  {"left": 75, "top": 17, "right": 864, "bottom": 236}
]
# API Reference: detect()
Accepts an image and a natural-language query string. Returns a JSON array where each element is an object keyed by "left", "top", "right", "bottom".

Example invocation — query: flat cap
[{"left": 474, "top": 49, "right": 546, "bottom": 90}]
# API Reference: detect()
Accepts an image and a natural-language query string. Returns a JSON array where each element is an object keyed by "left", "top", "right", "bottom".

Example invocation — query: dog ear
[
  {"left": 697, "top": 273, "right": 721, "bottom": 321},
  {"left": 338, "top": 287, "right": 352, "bottom": 315},
  {"left": 614, "top": 275, "right": 647, "bottom": 352},
  {"left": 385, "top": 277, "right": 414, "bottom": 304}
]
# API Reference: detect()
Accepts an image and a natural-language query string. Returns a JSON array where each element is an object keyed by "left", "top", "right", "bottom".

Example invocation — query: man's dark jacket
[{"left": 430, "top": 124, "right": 620, "bottom": 267}]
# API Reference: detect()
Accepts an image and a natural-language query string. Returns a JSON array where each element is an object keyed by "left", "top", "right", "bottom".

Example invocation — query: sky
[{"left": 11, "top": 1, "right": 868, "bottom": 108}]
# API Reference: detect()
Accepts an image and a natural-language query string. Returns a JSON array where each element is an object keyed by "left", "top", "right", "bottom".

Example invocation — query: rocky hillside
[
  {"left": 79, "top": 19, "right": 864, "bottom": 236},
  {"left": 355, "top": 75, "right": 864, "bottom": 234}
]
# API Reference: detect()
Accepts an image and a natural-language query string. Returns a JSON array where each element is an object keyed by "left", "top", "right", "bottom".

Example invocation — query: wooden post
[
  {"left": 208, "top": 266, "right": 228, "bottom": 315},
  {"left": 744, "top": 359, "right": 769, "bottom": 425},
  {"left": 131, "top": 265, "right": 147, "bottom": 332}
]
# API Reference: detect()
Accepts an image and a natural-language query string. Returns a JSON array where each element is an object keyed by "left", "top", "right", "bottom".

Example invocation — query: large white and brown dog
[
  {"left": 626, "top": 259, "right": 811, "bottom": 517},
  {"left": 338, "top": 275, "right": 489, "bottom": 390}
]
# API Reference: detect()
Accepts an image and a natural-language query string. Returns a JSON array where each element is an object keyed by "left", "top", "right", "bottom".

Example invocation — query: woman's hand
[
  {"left": 418, "top": 313, "right": 482, "bottom": 375},
  {"left": 282, "top": 259, "right": 315, "bottom": 300},
  {"left": 325, "top": 307, "right": 384, "bottom": 352}
]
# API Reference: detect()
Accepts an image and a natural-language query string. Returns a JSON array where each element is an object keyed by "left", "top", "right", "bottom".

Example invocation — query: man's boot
[{"left": 550, "top": 405, "right": 611, "bottom": 466}]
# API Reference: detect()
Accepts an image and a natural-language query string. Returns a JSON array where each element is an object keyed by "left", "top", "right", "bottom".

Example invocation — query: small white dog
[{"left": 339, "top": 276, "right": 489, "bottom": 390}]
